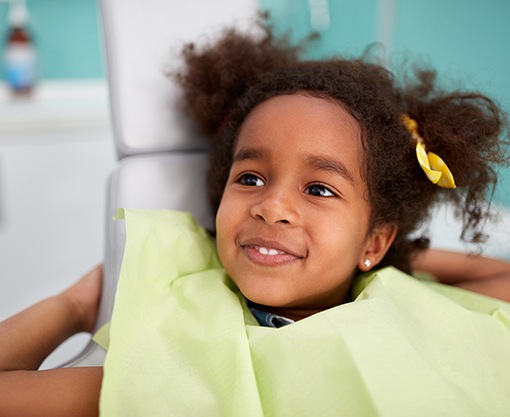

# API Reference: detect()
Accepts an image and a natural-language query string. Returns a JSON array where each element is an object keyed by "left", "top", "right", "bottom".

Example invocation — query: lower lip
[{"left": 241, "top": 245, "right": 301, "bottom": 266}]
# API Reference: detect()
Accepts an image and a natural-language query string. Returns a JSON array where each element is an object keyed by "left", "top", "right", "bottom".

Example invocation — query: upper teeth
[{"left": 258, "top": 247, "right": 282, "bottom": 256}]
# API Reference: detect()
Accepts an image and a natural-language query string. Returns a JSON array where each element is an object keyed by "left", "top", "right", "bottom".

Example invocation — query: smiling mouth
[{"left": 241, "top": 243, "right": 303, "bottom": 266}]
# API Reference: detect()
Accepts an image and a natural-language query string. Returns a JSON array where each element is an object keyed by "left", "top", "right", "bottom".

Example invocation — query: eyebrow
[
  {"left": 306, "top": 155, "right": 355, "bottom": 184},
  {"left": 233, "top": 147, "right": 268, "bottom": 163}
]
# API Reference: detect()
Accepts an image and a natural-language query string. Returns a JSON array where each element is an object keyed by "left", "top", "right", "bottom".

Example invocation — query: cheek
[
  {"left": 215, "top": 196, "right": 233, "bottom": 239},
  {"left": 215, "top": 185, "right": 246, "bottom": 233},
  {"left": 318, "top": 207, "right": 371, "bottom": 255},
  {"left": 215, "top": 199, "right": 236, "bottom": 263},
  {"left": 215, "top": 204, "right": 227, "bottom": 244}
]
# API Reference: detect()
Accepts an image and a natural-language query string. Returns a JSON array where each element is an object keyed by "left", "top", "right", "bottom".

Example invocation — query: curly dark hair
[{"left": 173, "top": 17, "right": 509, "bottom": 273}]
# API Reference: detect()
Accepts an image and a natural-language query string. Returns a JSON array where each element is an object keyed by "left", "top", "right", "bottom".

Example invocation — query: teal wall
[
  {"left": 259, "top": 0, "right": 379, "bottom": 58},
  {"left": 394, "top": 0, "right": 510, "bottom": 111},
  {"left": 0, "top": 0, "right": 103, "bottom": 79},
  {"left": 260, "top": 0, "right": 510, "bottom": 207}
]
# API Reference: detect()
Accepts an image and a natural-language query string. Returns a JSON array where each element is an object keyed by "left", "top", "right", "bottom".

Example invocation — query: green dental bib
[{"left": 99, "top": 209, "right": 510, "bottom": 416}]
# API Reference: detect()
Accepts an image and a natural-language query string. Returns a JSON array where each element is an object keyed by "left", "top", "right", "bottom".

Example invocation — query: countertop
[{"left": 0, "top": 80, "right": 111, "bottom": 142}]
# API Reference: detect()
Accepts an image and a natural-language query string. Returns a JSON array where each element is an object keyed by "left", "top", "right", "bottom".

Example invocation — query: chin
[{"left": 238, "top": 284, "right": 296, "bottom": 308}]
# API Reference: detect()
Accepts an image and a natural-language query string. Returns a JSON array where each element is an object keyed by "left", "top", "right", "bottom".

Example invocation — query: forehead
[{"left": 235, "top": 93, "right": 364, "bottom": 177}]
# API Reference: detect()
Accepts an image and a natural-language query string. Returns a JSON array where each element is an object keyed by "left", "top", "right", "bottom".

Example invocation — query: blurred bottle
[{"left": 3, "top": 0, "right": 37, "bottom": 96}]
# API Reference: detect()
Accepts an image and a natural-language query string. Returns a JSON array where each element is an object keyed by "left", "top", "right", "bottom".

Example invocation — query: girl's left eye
[{"left": 305, "top": 184, "right": 336, "bottom": 197}]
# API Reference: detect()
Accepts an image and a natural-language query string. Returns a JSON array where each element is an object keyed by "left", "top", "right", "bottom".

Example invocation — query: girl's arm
[
  {"left": 413, "top": 249, "right": 510, "bottom": 302},
  {"left": 0, "top": 265, "right": 104, "bottom": 417}
]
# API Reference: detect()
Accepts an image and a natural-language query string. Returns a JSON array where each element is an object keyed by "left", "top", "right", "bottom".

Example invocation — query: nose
[{"left": 250, "top": 187, "right": 298, "bottom": 225}]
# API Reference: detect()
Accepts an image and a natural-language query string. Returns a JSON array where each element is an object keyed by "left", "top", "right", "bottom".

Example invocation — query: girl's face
[{"left": 216, "top": 94, "right": 394, "bottom": 319}]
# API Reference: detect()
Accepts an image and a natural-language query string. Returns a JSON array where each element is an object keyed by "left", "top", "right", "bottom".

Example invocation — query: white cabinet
[{"left": 0, "top": 80, "right": 116, "bottom": 367}]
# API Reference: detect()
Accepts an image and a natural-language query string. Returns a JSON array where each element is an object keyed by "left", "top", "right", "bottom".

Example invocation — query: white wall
[{"left": 0, "top": 81, "right": 116, "bottom": 367}]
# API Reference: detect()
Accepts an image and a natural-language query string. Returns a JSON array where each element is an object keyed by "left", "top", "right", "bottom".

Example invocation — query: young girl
[{"left": 1, "top": 17, "right": 510, "bottom": 416}]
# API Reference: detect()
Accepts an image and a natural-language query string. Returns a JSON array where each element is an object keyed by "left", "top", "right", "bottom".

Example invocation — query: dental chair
[
  {"left": 63, "top": 0, "right": 259, "bottom": 367},
  {"left": 63, "top": 0, "right": 510, "bottom": 368}
]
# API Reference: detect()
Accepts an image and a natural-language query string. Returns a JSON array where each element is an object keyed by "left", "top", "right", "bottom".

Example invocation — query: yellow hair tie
[{"left": 402, "top": 115, "right": 456, "bottom": 189}]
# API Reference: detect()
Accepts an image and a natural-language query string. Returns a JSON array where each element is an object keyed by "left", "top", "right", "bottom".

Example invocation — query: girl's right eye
[{"left": 238, "top": 173, "right": 265, "bottom": 187}]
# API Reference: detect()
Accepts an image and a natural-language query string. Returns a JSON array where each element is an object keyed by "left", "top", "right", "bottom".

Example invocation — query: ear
[{"left": 358, "top": 223, "right": 397, "bottom": 272}]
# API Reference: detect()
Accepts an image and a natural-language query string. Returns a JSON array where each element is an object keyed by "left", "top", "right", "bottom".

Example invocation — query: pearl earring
[{"left": 364, "top": 259, "right": 371, "bottom": 268}]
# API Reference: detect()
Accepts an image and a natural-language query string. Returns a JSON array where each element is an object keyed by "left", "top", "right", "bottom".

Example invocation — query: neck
[
  {"left": 247, "top": 282, "right": 355, "bottom": 322},
  {"left": 247, "top": 302, "right": 329, "bottom": 322}
]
